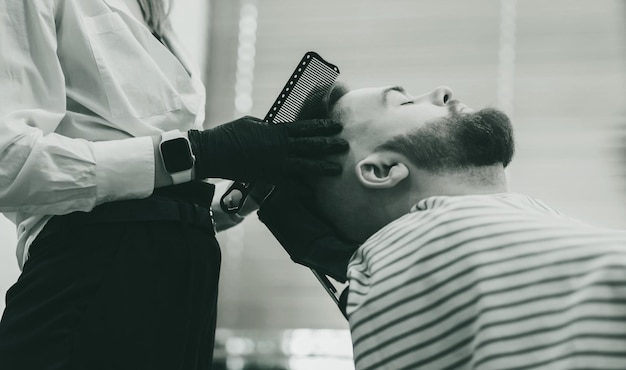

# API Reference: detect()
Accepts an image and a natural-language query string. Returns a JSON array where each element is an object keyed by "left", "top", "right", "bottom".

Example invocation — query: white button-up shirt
[{"left": 0, "top": 0, "right": 206, "bottom": 268}]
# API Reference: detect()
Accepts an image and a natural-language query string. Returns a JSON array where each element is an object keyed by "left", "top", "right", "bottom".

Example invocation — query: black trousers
[{"left": 0, "top": 192, "right": 220, "bottom": 369}]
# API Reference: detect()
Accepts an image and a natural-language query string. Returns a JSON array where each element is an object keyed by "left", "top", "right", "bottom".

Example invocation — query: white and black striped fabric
[{"left": 346, "top": 193, "right": 626, "bottom": 370}]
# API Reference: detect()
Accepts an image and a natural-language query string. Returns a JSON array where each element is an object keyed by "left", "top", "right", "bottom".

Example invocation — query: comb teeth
[{"left": 264, "top": 52, "right": 340, "bottom": 123}]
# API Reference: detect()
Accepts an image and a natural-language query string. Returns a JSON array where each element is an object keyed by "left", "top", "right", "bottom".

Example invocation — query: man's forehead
[
  {"left": 336, "top": 86, "right": 391, "bottom": 117},
  {"left": 341, "top": 86, "right": 390, "bottom": 103},
  {"left": 335, "top": 86, "right": 413, "bottom": 146}
]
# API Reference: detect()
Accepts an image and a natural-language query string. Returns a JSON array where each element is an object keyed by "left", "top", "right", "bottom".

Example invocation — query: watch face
[{"left": 161, "top": 138, "right": 194, "bottom": 173}]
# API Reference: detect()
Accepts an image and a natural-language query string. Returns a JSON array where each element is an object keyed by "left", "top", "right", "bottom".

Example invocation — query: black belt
[{"left": 38, "top": 181, "right": 216, "bottom": 240}]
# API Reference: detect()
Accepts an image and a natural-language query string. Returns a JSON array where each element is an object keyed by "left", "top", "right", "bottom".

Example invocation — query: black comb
[
  {"left": 264, "top": 52, "right": 340, "bottom": 123},
  {"left": 220, "top": 51, "right": 340, "bottom": 214}
]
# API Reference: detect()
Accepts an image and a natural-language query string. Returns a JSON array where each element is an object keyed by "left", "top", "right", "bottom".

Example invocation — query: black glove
[
  {"left": 188, "top": 116, "right": 348, "bottom": 183},
  {"left": 257, "top": 183, "right": 359, "bottom": 282}
]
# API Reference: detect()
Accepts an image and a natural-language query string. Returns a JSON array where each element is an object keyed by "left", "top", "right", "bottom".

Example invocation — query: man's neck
[{"left": 413, "top": 165, "right": 508, "bottom": 200}]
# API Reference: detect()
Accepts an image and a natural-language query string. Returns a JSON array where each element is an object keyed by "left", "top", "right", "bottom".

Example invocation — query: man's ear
[{"left": 356, "top": 152, "right": 409, "bottom": 189}]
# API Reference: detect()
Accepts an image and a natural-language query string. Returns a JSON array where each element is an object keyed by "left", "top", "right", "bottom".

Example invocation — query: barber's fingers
[
  {"left": 284, "top": 119, "right": 343, "bottom": 137},
  {"left": 283, "top": 158, "right": 343, "bottom": 177},
  {"left": 287, "top": 137, "right": 349, "bottom": 156}
]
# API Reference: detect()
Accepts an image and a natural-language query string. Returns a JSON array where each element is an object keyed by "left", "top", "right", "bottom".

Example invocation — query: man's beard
[{"left": 377, "top": 107, "right": 515, "bottom": 172}]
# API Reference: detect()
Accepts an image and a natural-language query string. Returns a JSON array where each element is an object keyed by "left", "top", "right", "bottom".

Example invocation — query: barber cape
[{"left": 346, "top": 193, "right": 626, "bottom": 370}]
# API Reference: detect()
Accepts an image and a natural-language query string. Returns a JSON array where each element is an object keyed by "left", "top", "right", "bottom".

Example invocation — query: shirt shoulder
[{"left": 351, "top": 193, "right": 562, "bottom": 269}]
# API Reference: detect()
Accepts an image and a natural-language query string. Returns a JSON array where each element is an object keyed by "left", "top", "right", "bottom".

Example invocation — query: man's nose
[
  {"left": 429, "top": 86, "right": 453, "bottom": 106},
  {"left": 409, "top": 86, "right": 453, "bottom": 106}
]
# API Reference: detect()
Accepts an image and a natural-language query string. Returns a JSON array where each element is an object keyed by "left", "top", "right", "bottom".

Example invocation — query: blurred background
[{"left": 1, "top": 0, "right": 625, "bottom": 369}]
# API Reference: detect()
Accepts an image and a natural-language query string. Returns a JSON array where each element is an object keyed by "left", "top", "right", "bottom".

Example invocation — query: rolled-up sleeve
[{"left": 0, "top": 0, "right": 154, "bottom": 215}]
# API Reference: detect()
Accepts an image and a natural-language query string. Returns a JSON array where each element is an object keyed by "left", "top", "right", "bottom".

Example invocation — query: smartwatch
[{"left": 159, "top": 130, "right": 195, "bottom": 184}]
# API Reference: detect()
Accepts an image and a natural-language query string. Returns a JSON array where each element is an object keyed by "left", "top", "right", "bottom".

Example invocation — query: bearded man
[{"left": 259, "top": 82, "right": 626, "bottom": 370}]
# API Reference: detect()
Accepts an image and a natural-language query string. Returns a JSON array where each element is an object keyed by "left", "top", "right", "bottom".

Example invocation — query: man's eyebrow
[{"left": 381, "top": 85, "right": 407, "bottom": 105}]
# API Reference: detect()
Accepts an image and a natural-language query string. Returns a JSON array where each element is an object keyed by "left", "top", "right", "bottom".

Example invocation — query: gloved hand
[
  {"left": 188, "top": 116, "right": 348, "bottom": 183},
  {"left": 257, "top": 182, "right": 359, "bottom": 282}
]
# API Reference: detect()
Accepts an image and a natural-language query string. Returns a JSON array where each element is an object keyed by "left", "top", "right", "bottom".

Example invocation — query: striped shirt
[{"left": 346, "top": 193, "right": 626, "bottom": 370}]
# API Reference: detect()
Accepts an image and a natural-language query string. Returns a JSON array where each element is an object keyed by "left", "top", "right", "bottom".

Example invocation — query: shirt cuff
[{"left": 93, "top": 136, "right": 155, "bottom": 204}]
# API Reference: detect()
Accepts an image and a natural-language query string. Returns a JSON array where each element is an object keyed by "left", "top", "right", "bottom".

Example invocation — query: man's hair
[
  {"left": 377, "top": 108, "right": 515, "bottom": 173},
  {"left": 296, "top": 82, "right": 350, "bottom": 122}
]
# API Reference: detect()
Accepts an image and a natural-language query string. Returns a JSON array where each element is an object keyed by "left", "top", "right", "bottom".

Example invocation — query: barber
[{"left": 0, "top": 0, "right": 347, "bottom": 369}]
